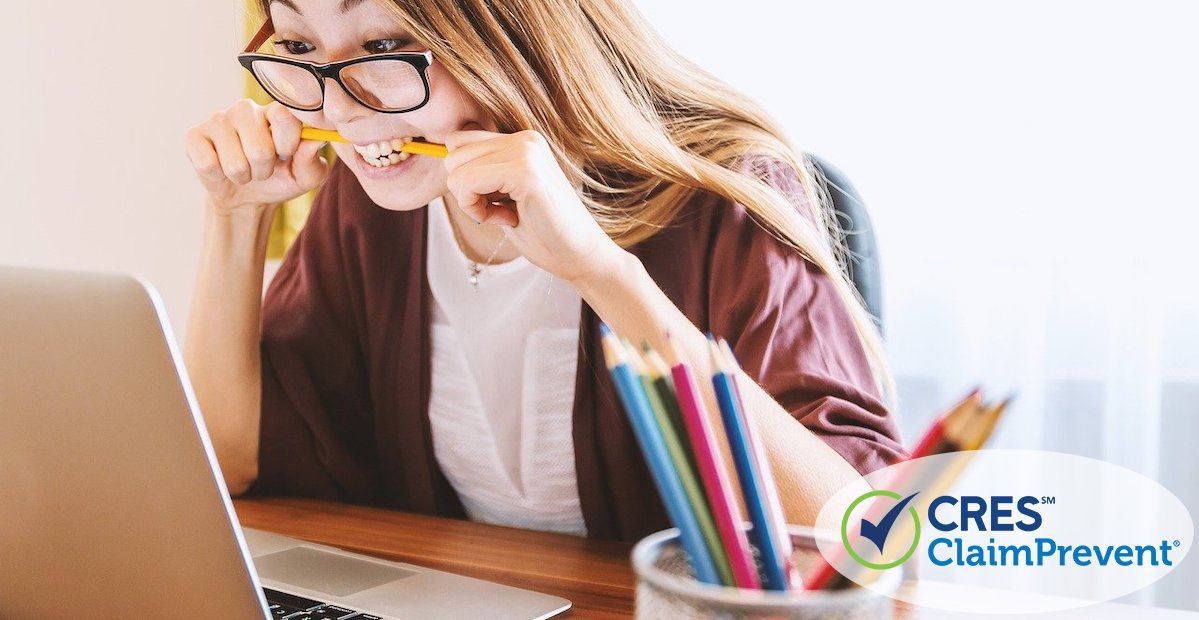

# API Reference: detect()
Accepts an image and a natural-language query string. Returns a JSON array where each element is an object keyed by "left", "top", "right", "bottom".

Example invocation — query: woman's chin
[
  {"left": 337, "top": 145, "right": 445, "bottom": 211},
  {"left": 368, "top": 196, "right": 436, "bottom": 212},
  {"left": 356, "top": 176, "right": 441, "bottom": 211}
]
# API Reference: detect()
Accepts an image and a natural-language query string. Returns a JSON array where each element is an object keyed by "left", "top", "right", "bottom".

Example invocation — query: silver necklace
[{"left": 446, "top": 209, "right": 508, "bottom": 290}]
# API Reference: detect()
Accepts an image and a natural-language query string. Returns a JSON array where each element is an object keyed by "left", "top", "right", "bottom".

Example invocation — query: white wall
[
  {"left": 630, "top": 0, "right": 1198, "bottom": 379},
  {"left": 0, "top": 1, "right": 242, "bottom": 332}
]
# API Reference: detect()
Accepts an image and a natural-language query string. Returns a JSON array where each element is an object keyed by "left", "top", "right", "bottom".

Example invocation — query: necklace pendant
[{"left": 467, "top": 262, "right": 482, "bottom": 290}]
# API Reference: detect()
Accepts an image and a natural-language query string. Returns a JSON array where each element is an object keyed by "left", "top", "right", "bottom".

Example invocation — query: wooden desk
[
  {"left": 235, "top": 497, "right": 636, "bottom": 619},
  {"left": 234, "top": 498, "right": 1197, "bottom": 620}
]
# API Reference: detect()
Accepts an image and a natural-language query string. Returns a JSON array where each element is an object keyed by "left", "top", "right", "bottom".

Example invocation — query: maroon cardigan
[{"left": 251, "top": 159, "right": 905, "bottom": 542}]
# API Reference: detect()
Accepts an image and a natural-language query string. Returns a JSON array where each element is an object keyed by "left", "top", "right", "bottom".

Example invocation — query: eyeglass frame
[{"left": 238, "top": 17, "right": 434, "bottom": 114}]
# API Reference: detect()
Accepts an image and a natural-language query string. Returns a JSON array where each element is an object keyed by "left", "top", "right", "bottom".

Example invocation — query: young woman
[{"left": 184, "top": 0, "right": 904, "bottom": 541}]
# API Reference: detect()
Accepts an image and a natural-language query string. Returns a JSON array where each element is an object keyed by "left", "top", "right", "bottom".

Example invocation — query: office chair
[{"left": 804, "top": 154, "right": 884, "bottom": 333}]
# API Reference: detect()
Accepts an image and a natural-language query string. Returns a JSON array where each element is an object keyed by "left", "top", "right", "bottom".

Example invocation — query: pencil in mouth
[{"left": 300, "top": 126, "right": 447, "bottom": 159}]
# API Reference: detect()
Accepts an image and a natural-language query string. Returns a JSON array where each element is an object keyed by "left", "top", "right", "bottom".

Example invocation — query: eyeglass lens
[
  {"left": 250, "top": 59, "right": 426, "bottom": 112},
  {"left": 251, "top": 61, "right": 323, "bottom": 109}
]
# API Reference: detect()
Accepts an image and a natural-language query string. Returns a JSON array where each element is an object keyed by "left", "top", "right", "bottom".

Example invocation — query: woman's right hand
[{"left": 185, "top": 99, "right": 330, "bottom": 213}]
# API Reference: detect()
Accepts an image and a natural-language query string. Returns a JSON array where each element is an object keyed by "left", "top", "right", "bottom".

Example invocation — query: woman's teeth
[{"left": 353, "top": 136, "right": 422, "bottom": 167}]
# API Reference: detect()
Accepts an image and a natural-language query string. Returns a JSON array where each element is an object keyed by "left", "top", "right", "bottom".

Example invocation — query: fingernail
[{"left": 278, "top": 154, "right": 292, "bottom": 161}]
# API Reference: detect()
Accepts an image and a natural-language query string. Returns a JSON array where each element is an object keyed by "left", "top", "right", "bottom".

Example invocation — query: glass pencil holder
[{"left": 631, "top": 526, "right": 901, "bottom": 620}]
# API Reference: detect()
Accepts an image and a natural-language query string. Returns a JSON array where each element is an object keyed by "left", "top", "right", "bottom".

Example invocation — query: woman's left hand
[{"left": 443, "top": 128, "right": 624, "bottom": 284}]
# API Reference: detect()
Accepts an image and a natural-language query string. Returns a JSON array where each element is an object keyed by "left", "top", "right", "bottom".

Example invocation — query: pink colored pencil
[{"left": 663, "top": 334, "right": 761, "bottom": 589}]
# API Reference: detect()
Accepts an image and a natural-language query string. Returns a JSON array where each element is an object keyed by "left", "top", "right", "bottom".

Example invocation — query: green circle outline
[{"left": 840, "top": 490, "right": 921, "bottom": 570}]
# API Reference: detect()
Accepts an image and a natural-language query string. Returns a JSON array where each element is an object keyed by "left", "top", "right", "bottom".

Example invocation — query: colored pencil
[
  {"left": 599, "top": 326, "right": 721, "bottom": 585},
  {"left": 717, "top": 338, "right": 797, "bottom": 589},
  {"left": 300, "top": 126, "right": 448, "bottom": 157},
  {"left": 963, "top": 397, "right": 1011, "bottom": 450},
  {"left": 909, "top": 388, "right": 984, "bottom": 458},
  {"left": 624, "top": 341, "right": 734, "bottom": 587},
  {"left": 709, "top": 337, "right": 792, "bottom": 590},
  {"left": 642, "top": 345, "right": 701, "bottom": 479},
  {"left": 662, "top": 334, "right": 762, "bottom": 589}
]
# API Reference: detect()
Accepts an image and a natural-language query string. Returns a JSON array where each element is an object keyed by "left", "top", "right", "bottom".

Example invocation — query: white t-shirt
[{"left": 425, "top": 196, "right": 587, "bottom": 536}]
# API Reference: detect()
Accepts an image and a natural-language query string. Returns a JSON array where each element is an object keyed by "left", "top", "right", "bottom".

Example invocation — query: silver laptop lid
[{"left": 0, "top": 266, "right": 269, "bottom": 619}]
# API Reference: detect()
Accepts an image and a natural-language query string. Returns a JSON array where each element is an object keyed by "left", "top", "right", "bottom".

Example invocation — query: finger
[
  {"left": 478, "top": 202, "right": 519, "bottom": 227},
  {"left": 446, "top": 161, "right": 520, "bottom": 224},
  {"left": 444, "top": 128, "right": 501, "bottom": 151},
  {"left": 450, "top": 148, "right": 521, "bottom": 187},
  {"left": 265, "top": 103, "right": 302, "bottom": 161},
  {"left": 441, "top": 143, "right": 520, "bottom": 194},
  {"left": 206, "top": 122, "right": 253, "bottom": 185},
  {"left": 234, "top": 108, "right": 278, "bottom": 182},
  {"left": 446, "top": 146, "right": 505, "bottom": 214},
  {"left": 446, "top": 128, "right": 510, "bottom": 167},
  {"left": 447, "top": 129, "right": 552, "bottom": 177},
  {"left": 442, "top": 140, "right": 512, "bottom": 178},
  {"left": 185, "top": 128, "right": 227, "bottom": 184},
  {"left": 450, "top": 195, "right": 518, "bottom": 227},
  {"left": 289, "top": 139, "right": 330, "bottom": 191},
  {"left": 446, "top": 159, "right": 505, "bottom": 218}
]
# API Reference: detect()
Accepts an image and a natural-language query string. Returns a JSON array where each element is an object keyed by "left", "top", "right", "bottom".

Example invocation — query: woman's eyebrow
[
  {"left": 269, "top": 0, "right": 367, "bottom": 15},
  {"left": 269, "top": 0, "right": 302, "bottom": 14}
]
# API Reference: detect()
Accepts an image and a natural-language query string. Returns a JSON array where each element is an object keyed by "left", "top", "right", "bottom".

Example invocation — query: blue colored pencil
[
  {"left": 719, "top": 338, "right": 796, "bottom": 587},
  {"left": 708, "top": 337, "right": 792, "bottom": 590},
  {"left": 599, "top": 325, "right": 722, "bottom": 585}
]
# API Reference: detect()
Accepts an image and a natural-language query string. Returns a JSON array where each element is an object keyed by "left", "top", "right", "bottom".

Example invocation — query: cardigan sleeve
[
  {"left": 706, "top": 158, "right": 906, "bottom": 475},
  {"left": 249, "top": 162, "right": 381, "bottom": 500}
]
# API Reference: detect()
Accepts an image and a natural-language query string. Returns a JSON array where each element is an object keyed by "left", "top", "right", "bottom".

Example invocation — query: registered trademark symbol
[{"left": 1174, "top": 540, "right": 1181, "bottom": 548}]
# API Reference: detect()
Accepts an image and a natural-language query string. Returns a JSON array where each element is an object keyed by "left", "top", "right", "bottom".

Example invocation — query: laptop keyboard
[{"left": 264, "top": 587, "right": 383, "bottom": 619}]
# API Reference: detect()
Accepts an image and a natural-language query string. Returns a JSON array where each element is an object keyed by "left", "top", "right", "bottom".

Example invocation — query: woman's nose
[{"left": 320, "top": 77, "right": 368, "bottom": 124}]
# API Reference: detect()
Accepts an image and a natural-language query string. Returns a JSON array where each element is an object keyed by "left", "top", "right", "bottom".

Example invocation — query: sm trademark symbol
[{"left": 1040, "top": 496, "right": 1056, "bottom": 505}]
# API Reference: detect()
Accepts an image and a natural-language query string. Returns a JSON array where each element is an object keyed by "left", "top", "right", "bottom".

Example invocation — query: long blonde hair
[{"left": 253, "top": 0, "right": 895, "bottom": 403}]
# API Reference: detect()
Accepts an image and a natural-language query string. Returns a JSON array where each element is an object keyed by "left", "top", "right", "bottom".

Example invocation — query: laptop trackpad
[{"left": 255, "top": 546, "right": 417, "bottom": 597}]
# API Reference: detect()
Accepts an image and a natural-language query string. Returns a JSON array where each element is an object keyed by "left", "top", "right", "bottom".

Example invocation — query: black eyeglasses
[{"left": 238, "top": 18, "right": 433, "bottom": 114}]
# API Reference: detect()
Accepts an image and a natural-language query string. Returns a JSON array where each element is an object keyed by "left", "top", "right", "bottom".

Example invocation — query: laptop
[{"left": 0, "top": 266, "right": 571, "bottom": 619}]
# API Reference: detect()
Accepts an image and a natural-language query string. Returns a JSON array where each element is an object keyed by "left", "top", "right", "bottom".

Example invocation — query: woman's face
[{"left": 269, "top": 0, "right": 494, "bottom": 211}]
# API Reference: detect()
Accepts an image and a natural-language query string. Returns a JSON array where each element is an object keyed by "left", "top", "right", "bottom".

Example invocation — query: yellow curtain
[{"left": 243, "top": 7, "right": 328, "bottom": 260}]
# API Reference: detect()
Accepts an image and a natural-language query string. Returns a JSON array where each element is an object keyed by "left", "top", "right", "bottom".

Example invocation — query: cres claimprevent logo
[{"left": 841, "top": 490, "right": 921, "bottom": 570}]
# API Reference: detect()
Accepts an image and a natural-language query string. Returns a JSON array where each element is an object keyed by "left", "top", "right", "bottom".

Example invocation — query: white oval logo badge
[{"left": 814, "top": 449, "right": 1194, "bottom": 613}]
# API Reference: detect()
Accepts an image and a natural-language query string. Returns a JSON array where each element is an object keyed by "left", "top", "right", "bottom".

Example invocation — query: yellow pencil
[{"left": 299, "top": 126, "right": 448, "bottom": 158}]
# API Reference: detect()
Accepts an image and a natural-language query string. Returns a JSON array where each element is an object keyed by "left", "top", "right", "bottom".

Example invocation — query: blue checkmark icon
[{"left": 859, "top": 492, "right": 919, "bottom": 554}]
